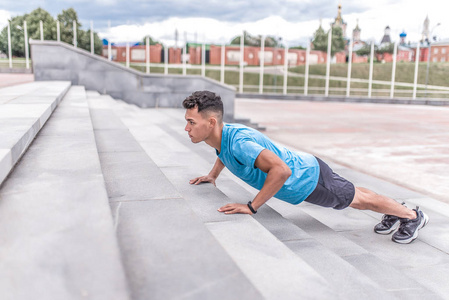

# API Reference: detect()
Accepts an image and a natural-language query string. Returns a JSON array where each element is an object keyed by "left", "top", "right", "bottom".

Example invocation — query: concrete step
[
  {"left": 94, "top": 100, "right": 448, "bottom": 299},
  {"left": 101, "top": 101, "right": 337, "bottom": 299},
  {"left": 0, "top": 81, "right": 71, "bottom": 185},
  {"left": 128, "top": 109, "right": 398, "bottom": 299},
  {"left": 87, "top": 94, "right": 263, "bottom": 300},
  {"left": 0, "top": 86, "right": 130, "bottom": 300},
  {"left": 131, "top": 106, "right": 447, "bottom": 299}
]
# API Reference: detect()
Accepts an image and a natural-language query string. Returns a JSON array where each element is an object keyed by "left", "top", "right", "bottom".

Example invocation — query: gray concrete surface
[
  {"left": 0, "top": 86, "right": 130, "bottom": 300},
  {"left": 237, "top": 92, "right": 449, "bottom": 106},
  {"left": 236, "top": 98, "right": 449, "bottom": 204},
  {"left": 140, "top": 107, "right": 449, "bottom": 299},
  {"left": 30, "top": 40, "right": 236, "bottom": 122},
  {"left": 104, "top": 101, "right": 448, "bottom": 299},
  {"left": 0, "top": 81, "right": 70, "bottom": 185},
  {"left": 3, "top": 80, "right": 449, "bottom": 299},
  {"left": 88, "top": 95, "right": 263, "bottom": 300}
]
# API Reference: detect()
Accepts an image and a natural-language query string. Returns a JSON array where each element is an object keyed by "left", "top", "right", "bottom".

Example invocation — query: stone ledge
[{"left": 0, "top": 81, "right": 71, "bottom": 186}]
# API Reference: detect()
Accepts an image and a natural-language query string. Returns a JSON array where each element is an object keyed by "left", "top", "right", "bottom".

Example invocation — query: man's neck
[{"left": 205, "top": 123, "right": 224, "bottom": 153}]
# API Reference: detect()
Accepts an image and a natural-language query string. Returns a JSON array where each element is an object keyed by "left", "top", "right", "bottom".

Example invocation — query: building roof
[
  {"left": 398, "top": 45, "right": 413, "bottom": 52},
  {"left": 432, "top": 39, "right": 449, "bottom": 46},
  {"left": 381, "top": 35, "right": 391, "bottom": 44}
]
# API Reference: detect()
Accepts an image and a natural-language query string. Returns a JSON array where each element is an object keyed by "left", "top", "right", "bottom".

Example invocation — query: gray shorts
[{"left": 304, "top": 157, "right": 355, "bottom": 210}]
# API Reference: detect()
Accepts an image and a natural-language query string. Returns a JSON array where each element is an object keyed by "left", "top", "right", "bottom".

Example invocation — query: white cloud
[
  {"left": 0, "top": 10, "right": 11, "bottom": 28},
  {"left": 97, "top": 0, "right": 448, "bottom": 48},
  {"left": 100, "top": 16, "right": 330, "bottom": 47}
]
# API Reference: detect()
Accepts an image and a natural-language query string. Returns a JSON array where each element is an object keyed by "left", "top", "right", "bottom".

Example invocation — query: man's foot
[
  {"left": 374, "top": 202, "right": 405, "bottom": 235},
  {"left": 392, "top": 207, "right": 429, "bottom": 244}
]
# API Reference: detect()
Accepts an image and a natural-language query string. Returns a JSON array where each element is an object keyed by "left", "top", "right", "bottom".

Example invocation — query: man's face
[{"left": 184, "top": 107, "right": 213, "bottom": 143}]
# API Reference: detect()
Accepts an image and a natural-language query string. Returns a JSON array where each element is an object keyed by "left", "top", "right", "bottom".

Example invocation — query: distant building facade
[{"left": 429, "top": 39, "right": 449, "bottom": 62}]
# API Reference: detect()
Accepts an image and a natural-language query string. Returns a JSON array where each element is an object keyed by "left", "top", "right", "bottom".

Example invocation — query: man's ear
[{"left": 209, "top": 116, "right": 217, "bottom": 127}]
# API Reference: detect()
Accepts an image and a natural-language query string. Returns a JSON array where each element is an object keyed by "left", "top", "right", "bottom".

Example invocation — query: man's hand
[
  {"left": 189, "top": 175, "right": 217, "bottom": 186},
  {"left": 218, "top": 203, "right": 253, "bottom": 215}
]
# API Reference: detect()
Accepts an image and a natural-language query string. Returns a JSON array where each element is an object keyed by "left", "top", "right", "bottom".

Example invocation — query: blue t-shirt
[{"left": 217, "top": 123, "right": 320, "bottom": 205}]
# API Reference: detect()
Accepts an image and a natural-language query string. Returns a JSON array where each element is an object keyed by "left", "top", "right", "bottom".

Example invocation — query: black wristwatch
[{"left": 247, "top": 201, "right": 257, "bottom": 214}]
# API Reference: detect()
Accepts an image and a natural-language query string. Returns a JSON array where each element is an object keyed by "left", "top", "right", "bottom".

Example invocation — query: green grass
[
  {"left": 127, "top": 62, "right": 449, "bottom": 99},
  {"left": 290, "top": 62, "right": 449, "bottom": 87},
  {"left": 0, "top": 58, "right": 30, "bottom": 68}
]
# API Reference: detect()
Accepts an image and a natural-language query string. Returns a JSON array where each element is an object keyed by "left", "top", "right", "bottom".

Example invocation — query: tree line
[{"left": 0, "top": 8, "right": 103, "bottom": 57}]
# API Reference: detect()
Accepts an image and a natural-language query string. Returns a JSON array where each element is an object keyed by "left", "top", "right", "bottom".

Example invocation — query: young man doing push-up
[{"left": 182, "top": 91, "right": 429, "bottom": 244}]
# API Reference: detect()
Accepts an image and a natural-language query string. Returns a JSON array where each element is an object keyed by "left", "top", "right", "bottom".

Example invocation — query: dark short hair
[{"left": 183, "top": 91, "right": 223, "bottom": 122}]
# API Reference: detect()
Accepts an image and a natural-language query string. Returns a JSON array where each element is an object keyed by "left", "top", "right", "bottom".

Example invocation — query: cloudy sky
[{"left": 0, "top": 0, "right": 446, "bottom": 47}]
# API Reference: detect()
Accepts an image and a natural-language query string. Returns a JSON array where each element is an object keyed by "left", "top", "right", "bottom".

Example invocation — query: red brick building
[
  {"left": 429, "top": 39, "right": 449, "bottom": 62},
  {"left": 102, "top": 44, "right": 163, "bottom": 63},
  {"left": 376, "top": 46, "right": 413, "bottom": 63},
  {"left": 205, "top": 45, "right": 334, "bottom": 66},
  {"left": 104, "top": 44, "right": 347, "bottom": 67}
]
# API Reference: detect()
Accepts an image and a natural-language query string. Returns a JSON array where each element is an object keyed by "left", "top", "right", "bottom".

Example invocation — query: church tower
[
  {"left": 331, "top": 4, "right": 347, "bottom": 37},
  {"left": 380, "top": 26, "right": 392, "bottom": 45},
  {"left": 352, "top": 19, "right": 361, "bottom": 42},
  {"left": 422, "top": 15, "right": 430, "bottom": 42},
  {"left": 400, "top": 31, "right": 407, "bottom": 45}
]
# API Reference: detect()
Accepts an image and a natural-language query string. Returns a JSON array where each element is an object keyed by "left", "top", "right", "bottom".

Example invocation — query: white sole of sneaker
[
  {"left": 375, "top": 221, "right": 399, "bottom": 235},
  {"left": 393, "top": 212, "right": 429, "bottom": 244}
]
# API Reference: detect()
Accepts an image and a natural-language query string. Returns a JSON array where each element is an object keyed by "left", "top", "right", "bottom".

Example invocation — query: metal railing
[{"left": 2, "top": 18, "right": 449, "bottom": 100}]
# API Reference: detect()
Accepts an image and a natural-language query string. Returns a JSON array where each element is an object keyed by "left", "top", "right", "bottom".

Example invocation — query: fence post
[
  {"left": 283, "top": 46, "right": 288, "bottom": 95},
  {"left": 183, "top": 43, "right": 187, "bottom": 76},
  {"left": 40, "top": 20, "right": 43, "bottom": 41},
  {"left": 220, "top": 43, "right": 225, "bottom": 83},
  {"left": 56, "top": 20, "right": 60, "bottom": 42},
  {"left": 7, "top": 22, "right": 12, "bottom": 68},
  {"left": 368, "top": 42, "right": 374, "bottom": 98},
  {"left": 126, "top": 42, "right": 130, "bottom": 68},
  {"left": 325, "top": 28, "right": 332, "bottom": 97},
  {"left": 164, "top": 47, "right": 168, "bottom": 75},
  {"left": 201, "top": 42, "right": 206, "bottom": 77},
  {"left": 146, "top": 36, "right": 150, "bottom": 74},
  {"left": 239, "top": 31, "right": 244, "bottom": 93},
  {"left": 107, "top": 21, "right": 112, "bottom": 61},
  {"left": 390, "top": 41, "right": 398, "bottom": 98},
  {"left": 259, "top": 36, "right": 265, "bottom": 94},
  {"left": 346, "top": 39, "right": 353, "bottom": 97},
  {"left": 73, "top": 20, "right": 77, "bottom": 47},
  {"left": 304, "top": 41, "right": 310, "bottom": 95},
  {"left": 412, "top": 43, "right": 420, "bottom": 100},
  {"left": 24, "top": 21, "right": 29, "bottom": 69},
  {"left": 90, "top": 21, "right": 94, "bottom": 54}
]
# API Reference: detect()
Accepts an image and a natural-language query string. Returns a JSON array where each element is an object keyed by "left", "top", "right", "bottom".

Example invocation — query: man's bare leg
[{"left": 350, "top": 187, "right": 417, "bottom": 219}]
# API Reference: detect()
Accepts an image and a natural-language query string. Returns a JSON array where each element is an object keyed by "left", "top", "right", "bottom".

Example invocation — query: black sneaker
[
  {"left": 392, "top": 207, "right": 429, "bottom": 244},
  {"left": 374, "top": 202, "right": 405, "bottom": 235}
]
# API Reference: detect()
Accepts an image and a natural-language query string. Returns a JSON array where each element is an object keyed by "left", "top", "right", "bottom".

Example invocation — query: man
[{"left": 183, "top": 91, "right": 429, "bottom": 244}]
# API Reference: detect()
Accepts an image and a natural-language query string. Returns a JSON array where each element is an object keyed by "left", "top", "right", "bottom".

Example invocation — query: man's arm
[
  {"left": 189, "top": 157, "right": 225, "bottom": 186},
  {"left": 218, "top": 149, "right": 292, "bottom": 214}
]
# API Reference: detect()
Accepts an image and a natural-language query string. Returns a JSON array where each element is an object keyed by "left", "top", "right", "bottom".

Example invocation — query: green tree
[
  {"left": 229, "top": 31, "right": 283, "bottom": 47},
  {"left": 0, "top": 7, "right": 102, "bottom": 57},
  {"left": 311, "top": 25, "right": 327, "bottom": 52},
  {"left": 377, "top": 43, "right": 394, "bottom": 54},
  {"left": 57, "top": 8, "right": 102, "bottom": 55},
  {"left": 0, "top": 8, "right": 56, "bottom": 57},
  {"left": 355, "top": 44, "right": 378, "bottom": 56},
  {"left": 57, "top": 8, "right": 80, "bottom": 46},
  {"left": 140, "top": 35, "right": 162, "bottom": 46},
  {"left": 312, "top": 25, "right": 345, "bottom": 56},
  {"left": 290, "top": 45, "right": 306, "bottom": 50},
  {"left": 0, "top": 15, "right": 26, "bottom": 57}
]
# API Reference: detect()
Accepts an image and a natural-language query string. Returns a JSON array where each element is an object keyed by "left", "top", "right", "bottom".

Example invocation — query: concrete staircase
[{"left": 1, "top": 82, "right": 449, "bottom": 300}]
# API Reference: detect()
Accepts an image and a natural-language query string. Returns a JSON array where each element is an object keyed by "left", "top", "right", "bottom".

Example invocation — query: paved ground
[
  {"left": 236, "top": 99, "right": 449, "bottom": 204},
  {"left": 0, "top": 73, "right": 34, "bottom": 88}
]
